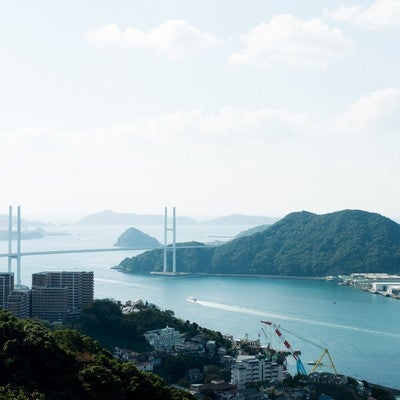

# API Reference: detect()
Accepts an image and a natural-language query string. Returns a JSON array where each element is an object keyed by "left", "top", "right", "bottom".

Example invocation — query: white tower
[
  {"left": 172, "top": 207, "right": 176, "bottom": 274},
  {"left": 8, "top": 206, "right": 12, "bottom": 273},
  {"left": 7, "top": 205, "right": 22, "bottom": 287},
  {"left": 16, "top": 206, "right": 22, "bottom": 287},
  {"left": 163, "top": 206, "right": 177, "bottom": 274}
]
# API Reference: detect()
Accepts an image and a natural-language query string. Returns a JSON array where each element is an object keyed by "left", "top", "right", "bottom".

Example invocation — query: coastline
[
  {"left": 127, "top": 270, "right": 325, "bottom": 280},
  {"left": 192, "top": 273, "right": 325, "bottom": 280}
]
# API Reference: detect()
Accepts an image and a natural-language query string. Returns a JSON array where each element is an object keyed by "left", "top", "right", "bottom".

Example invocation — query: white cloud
[
  {"left": 5, "top": 90, "right": 398, "bottom": 155},
  {"left": 228, "top": 14, "right": 352, "bottom": 69},
  {"left": 119, "top": 107, "right": 309, "bottom": 144},
  {"left": 87, "top": 20, "right": 220, "bottom": 59},
  {"left": 3, "top": 95, "right": 399, "bottom": 217},
  {"left": 330, "top": 0, "right": 400, "bottom": 29},
  {"left": 333, "top": 88, "right": 400, "bottom": 132},
  {"left": 1, "top": 107, "right": 311, "bottom": 156},
  {"left": 137, "top": 107, "right": 310, "bottom": 143}
]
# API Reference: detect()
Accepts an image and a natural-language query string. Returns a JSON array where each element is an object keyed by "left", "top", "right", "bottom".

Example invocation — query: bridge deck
[{"left": 0, "top": 245, "right": 217, "bottom": 258}]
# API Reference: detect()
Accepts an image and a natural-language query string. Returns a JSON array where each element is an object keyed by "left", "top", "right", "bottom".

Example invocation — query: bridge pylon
[
  {"left": 163, "top": 206, "right": 177, "bottom": 274},
  {"left": 7, "top": 205, "right": 22, "bottom": 287}
]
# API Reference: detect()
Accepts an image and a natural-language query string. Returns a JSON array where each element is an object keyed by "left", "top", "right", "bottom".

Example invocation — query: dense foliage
[
  {"left": 0, "top": 310, "right": 193, "bottom": 400},
  {"left": 69, "top": 299, "right": 231, "bottom": 385},
  {"left": 118, "top": 210, "right": 400, "bottom": 277},
  {"left": 235, "top": 223, "right": 271, "bottom": 238},
  {"left": 69, "top": 299, "right": 149, "bottom": 352},
  {"left": 70, "top": 299, "right": 230, "bottom": 352}
]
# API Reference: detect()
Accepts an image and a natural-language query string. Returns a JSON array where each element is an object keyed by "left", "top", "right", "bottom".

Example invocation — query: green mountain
[
  {"left": 115, "top": 227, "right": 162, "bottom": 249},
  {"left": 118, "top": 242, "right": 215, "bottom": 274},
  {"left": 69, "top": 299, "right": 230, "bottom": 352},
  {"left": 235, "top": 224, "right": 272, "bottom": 238},
  {"left": 0, "top": 310, "right": 192, "bottom": 400},
  {"left": 118, "top": 210, "right": 400, "bottom": 277}
]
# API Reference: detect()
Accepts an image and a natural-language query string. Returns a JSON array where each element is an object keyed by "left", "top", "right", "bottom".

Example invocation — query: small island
[{"left": 115, "top": 227, "right": 162, "bottom": 249}]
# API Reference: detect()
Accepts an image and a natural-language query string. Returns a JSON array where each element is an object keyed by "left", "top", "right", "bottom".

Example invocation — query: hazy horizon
[
  {"left": 1, "top": 1, "right": 399, "bottom": 218},
  {"left": 3, "top": 207, "right": 400, "bottom": 226}
]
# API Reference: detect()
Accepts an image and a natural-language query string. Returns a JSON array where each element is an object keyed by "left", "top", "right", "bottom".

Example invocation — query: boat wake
[
  {"left": 78, "top": 236, "right": 103, "bottom": 241},
  {"left": 194, "top": 299, "right": 400, "bottom": 340},
  {"left": 186, "top": 296, "right": 197, "bottom": 303},
  {"left": 95, "top": 277, "right": 153, "bottom": 290}
]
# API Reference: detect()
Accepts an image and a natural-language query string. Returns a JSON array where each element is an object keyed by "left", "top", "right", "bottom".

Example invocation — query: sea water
[{"left": 1, "top": 223, "right": 399, "bottom": 389}]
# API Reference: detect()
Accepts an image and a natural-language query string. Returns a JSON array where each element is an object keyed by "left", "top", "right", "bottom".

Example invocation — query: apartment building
[
  {"left": 144, "top": 326, "right": 185, "bottom": 352},
  {"left": 6, "top": 289, "right": 31, "bottom": 318},
  {"left": 31, "top": 271, "right": 94, "bottom": 322},
  {"left": 0, "top": 272, "right": 14, "bottom": 309},
  {"left": 231, "top": 354, "right": 287, "bottom": 389}
]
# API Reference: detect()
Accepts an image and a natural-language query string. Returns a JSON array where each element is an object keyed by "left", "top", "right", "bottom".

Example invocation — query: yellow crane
[
  {"left": 308, "top": 348, "right": 338, "bottom": 374},
  {"left": 262, "top": 321, "right": 338, "bottom": 375}
]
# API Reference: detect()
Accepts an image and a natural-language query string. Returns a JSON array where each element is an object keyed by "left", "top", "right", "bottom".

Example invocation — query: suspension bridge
[{"left": 1, "top": 206, "right": 213, "bottom": 287}]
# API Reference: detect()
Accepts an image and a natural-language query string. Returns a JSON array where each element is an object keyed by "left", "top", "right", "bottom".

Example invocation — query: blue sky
[{"left": 1, "top": 0, "right": 399, "bottom": 219}]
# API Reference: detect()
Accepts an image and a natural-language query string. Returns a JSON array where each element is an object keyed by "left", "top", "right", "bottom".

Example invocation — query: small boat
[
  {"left": 186, "top": 296, "right": 197, "bottom": 303},
  {"left": 307, "top": 361, "right": 323, "bottom": 366}
]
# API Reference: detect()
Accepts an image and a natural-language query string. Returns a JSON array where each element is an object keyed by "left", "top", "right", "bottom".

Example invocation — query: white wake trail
[{"left": 193, "top": 299, "right": 400, "bottom": 340}]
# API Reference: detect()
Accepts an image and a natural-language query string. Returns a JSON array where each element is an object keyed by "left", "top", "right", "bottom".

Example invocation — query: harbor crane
[
  {"left": 261, "top": 321, "right": 308, "bottom": 375},
  {"left": 261, "top": 321, "right": 338, "bottom": 375}
]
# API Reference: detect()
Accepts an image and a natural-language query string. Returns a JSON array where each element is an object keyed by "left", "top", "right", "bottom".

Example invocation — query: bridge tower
[
  {"left": 163, "top": 206, "right": 177, "bottom": 274},
  {"left": 8, "top": 206, "right": 12, "bottom": 273},
  {"left": 7, "top": 205, "right": 22, "bottom": 287}
]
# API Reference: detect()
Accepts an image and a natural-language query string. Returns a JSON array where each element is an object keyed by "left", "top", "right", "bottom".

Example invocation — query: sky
[{"left": 1, "top": 0, "right": 400, "bottom": 219}]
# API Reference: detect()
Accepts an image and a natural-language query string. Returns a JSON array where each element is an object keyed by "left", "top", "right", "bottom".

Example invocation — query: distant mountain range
[
  {"left": 203, "top": 214, "right": 278, "bottom": 225},
  {"left": 0, "top": 227, "right": 68, "bottom": 241},
  {"left": 0, "top": 214, "right": 50, "bottom": 227},
  {"left": 118, "top": 209, "right": 400, "bottom": 277},
  {"left": 77, "top": 210, "right": 278, "bottom": 226},
  {"left": 77, "top": 210, "right": 197, "bottom": 225}
]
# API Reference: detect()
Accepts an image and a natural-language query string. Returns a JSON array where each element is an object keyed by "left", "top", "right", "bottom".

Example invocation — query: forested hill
[
  {"left": 0, "top": 310, "right": 192, "bottom": 400},
  {"left": 115, "top": 227, "right": 162, "bottom": 249},
  {"left": 235, "top": 223, "right": 271, "bottom": 238},
  {"left": 118, "top": 210, "right": 400, "bottom": 277}
]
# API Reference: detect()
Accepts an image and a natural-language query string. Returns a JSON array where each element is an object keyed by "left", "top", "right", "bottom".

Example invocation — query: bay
[{"left": 1, "top": 223, "right": 399, "bottom": 389}]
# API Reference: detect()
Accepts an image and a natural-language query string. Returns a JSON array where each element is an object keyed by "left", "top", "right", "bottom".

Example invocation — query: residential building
[
  {"left": 6, "top": 288, "right": 31, "bottom": 318},
  {"left": 32, "top": 286, "right": 69, "bottom": 322},
  {"left": 32, "top": 271, "right": 93, "bottom": 315},
  {"left": 31, "top": 271, "right": 94, "bottom": 322},
  {"left": 190, "top": 381, "right": 237, "bottom": 399},
  {"left": 144, "top": 326, "right": 184, "bottom": 352},
  {"left": 114, "top": 347, "right": 154, "bottom": 372},
  {"left": 0, "top": 272, "right": 14, "bottom": 309},
  {"left": 230, "top": 354, "right": 287, "bottom": 389}
]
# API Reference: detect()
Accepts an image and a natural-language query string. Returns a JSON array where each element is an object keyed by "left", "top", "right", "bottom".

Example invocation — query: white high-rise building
[
  {"left": 230, "top": 354, "right": 287, "bottom": 389},
  {"left": 144, "top": 326, "right": 184, "bottom": 352}
]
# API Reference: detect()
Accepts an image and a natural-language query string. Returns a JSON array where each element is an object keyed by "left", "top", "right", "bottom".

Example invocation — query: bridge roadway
[{"left": 0, "top": 245, "right": 217, "bottom": 258}]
